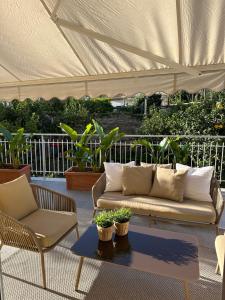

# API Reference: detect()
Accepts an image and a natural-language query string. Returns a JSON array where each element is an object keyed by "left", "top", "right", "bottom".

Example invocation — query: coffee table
[{"left": 71, "top": 224, "right": 199, "bottom": 300}]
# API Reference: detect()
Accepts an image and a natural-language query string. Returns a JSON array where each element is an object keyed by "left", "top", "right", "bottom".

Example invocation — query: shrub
[
  {"left": 113, "top": 208, "right": 132, "bottom": 224},
  {"left": 94, "top": 211, "right": 114, "bottom": 228}
]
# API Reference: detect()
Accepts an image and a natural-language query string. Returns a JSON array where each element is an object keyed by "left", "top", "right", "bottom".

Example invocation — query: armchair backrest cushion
[{"left": 0, "top": 175, "right": 38, "bottom": 220}]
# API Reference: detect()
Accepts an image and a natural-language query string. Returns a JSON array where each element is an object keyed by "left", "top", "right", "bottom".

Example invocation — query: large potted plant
[
  {"left": 92, "top": 119, "right": 125, "bottom": 171},
  {"left": 0, "top": 127, "right": 31, "bottom": 183},
  {"left": 59, "top": 122, "right": 101, "bottom": 190},
  {"left": 94, "top": 210, "right": 114, "bottom": 241},
  {"left": 132, "top": 136, "right": 190, "bottom": 166},
  {"left": 60, "top": 120, "right": 124, "bottom": 190}
]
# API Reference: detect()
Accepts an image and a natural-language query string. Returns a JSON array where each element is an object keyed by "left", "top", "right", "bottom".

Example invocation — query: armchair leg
[
  {"left": 40, "top": 252, "right": 47, "bottom": 289},
  {"left": 75, "top": 225, "right": 80, "bottom": 240}
]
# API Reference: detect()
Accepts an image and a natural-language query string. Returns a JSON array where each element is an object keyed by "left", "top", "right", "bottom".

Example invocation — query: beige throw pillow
[
  {"left": 122, "top": 166, "right": 153, "bottom": 195},
  {"left": 150, "top": 168, "right": 187, "bottom": 202},
  {"left": 141, "top": 162, "right": 172, "bottom": 173},
  {"left": 104, "top": 161, "right": 135, "bottom": 192},
  {"left": 0, "top": 175, "right": 38, "bottom": 220}
]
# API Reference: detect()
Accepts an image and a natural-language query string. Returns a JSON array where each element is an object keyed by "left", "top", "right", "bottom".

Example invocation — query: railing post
[{"left": 41, "top": 135, "right": 46, "bottom": 179}]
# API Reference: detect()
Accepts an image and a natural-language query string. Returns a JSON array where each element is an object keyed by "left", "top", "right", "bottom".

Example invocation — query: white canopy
[{"left": 0, "top": 0, "right": 225, "bottom": 100}]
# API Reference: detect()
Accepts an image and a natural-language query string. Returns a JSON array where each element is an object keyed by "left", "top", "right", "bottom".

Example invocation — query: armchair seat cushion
[
  {"left": 97, "top": 192, "right": 216, "bottom": 224},
  {"left": 20, "top": 209, "right": 77, "bottom": 248}
]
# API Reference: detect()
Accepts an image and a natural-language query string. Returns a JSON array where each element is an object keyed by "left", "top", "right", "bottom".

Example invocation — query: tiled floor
[{"left": 1, "top": 178, "right": 224, "bottom": 300}]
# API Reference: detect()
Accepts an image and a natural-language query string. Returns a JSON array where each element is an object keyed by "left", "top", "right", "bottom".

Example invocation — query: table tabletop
[{"left": 71, "top": 224, "right": 199, "bottom": 281}]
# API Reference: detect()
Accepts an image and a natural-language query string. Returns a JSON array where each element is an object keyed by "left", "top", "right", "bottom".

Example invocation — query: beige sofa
[{"left": 92, "top": 173, "right": 224, "bottom": 231}]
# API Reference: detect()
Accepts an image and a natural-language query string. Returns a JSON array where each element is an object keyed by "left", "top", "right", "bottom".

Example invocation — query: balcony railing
[{"left": 0, "top": 134, "right": 225, "bottom": 183}]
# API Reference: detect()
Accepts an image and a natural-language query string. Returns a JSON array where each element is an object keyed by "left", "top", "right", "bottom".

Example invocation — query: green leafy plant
[
  {"left": 113, "top": 208, "right": 132, "bottom": 224},
  {"left": 0, "top": 127, "right": 30, "bottom": 169},
  {"left": 59, "top": 122, "right": 94, "bottom": 171},
  {"left": 92, "top": 119, "right": 125, "bottom": 170},
  {"left": 94, "top": 211, "right": 114, "bottom": 228},
  {"left": 132, "top": 136, "right": 190, "bottom": 166}
]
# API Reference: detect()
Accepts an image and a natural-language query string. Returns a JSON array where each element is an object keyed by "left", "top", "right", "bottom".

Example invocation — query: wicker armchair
[{"left": 0, "top": 183, "right": 79, "bottom": 289}]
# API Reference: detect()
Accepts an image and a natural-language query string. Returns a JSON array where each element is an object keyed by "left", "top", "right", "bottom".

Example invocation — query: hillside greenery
[{"left": 0, "top": 90, "right": 224, "bottom": 135}]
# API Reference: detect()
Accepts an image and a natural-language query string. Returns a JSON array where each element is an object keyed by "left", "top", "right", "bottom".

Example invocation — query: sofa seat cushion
[
  {"left": 97, "top": 192, "right": 216, "bottom": 224},
  {"left": 20, "top": 209, "right": 77, "bottom": 248}
]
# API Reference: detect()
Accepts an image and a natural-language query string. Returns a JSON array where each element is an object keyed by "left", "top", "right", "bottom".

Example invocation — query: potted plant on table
[
  {"left": 94, "top": 210, "right": 114, "bottom": 241},
  {"left": 113, "top": 208, "right": 132, "bottom": 236},
  {"left": 0, "top": 127, "right": 31, "bottom": 183}
]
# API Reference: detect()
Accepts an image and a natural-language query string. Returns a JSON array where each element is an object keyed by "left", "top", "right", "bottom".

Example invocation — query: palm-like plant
[
  {"left": 59, "top": 123, "right": 94, "bottom": 171},
  {"left": 0, "top": 127, "right": 30, "bottom": 169},
  {"left": 92, "top": 120, "right": 125, "bottom": 171},
  {"left": 132, "top": 136, "right": 189, "bottom": 166}
]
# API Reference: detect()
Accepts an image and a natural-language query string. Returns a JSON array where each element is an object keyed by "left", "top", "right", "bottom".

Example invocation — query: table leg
[
  {"left": 183, "top": 281, "right": 190, "bottom": 300},
  {"left": 75, "top": 256, "right": 84, "bottom": 291},
  {"left": 0, "top": 250, "right": 5, "bottom": 300}
]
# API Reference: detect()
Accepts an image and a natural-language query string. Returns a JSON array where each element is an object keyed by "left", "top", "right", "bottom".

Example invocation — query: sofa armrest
[
  {"left": 211, "top": 178, "right": 224, "bottom": 224},
  {"left": 31, "top": 184, "right": 76, "bottom": 213},
  {"left": 92, "top": 173, "right": 106, "bottom": 208}
]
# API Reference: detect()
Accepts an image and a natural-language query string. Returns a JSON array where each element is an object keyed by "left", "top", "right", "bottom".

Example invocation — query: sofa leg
[{"left": 215, "top": 225, "right": 220, "bottom": 236}]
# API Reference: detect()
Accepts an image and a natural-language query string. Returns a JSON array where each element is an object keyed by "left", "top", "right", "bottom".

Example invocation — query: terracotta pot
[
  {"left": 0, "top": 164, "right": 31, "bottom": 184},
  {"left": 65, "top": 167, "right": 102, "bottom": 191},
  {"left": 97, "top": 225, "right": 114, "bottom": 241},
  {"left": 114, "top": 221, "right": 129, "bottom": 236}
]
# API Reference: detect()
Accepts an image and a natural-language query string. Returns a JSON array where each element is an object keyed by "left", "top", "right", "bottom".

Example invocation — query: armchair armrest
[
  {"left": 211, "top": 177, "right": 224, "bottom": 224},
  {"left": 0, "top": 212, "right": 41, "bottom": 252},
  {"left": 30, "top": 184, "right": 76, "bottom": 213},
  {"left": 92, "top": 173, "right": 106, "bottom": 208}
]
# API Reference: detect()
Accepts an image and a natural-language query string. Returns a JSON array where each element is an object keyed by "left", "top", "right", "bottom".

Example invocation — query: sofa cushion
[
  {"left": 104, "top": 161, "right": 135, "bottom": 192},
  {"left": 150, "top": 168, "right": 188, "bottom": 202},
  {"left": 176, "top": 163, "right": 214, "bottom": 202},
  {"left": 20, "top": 209, "right": 77, "bottom": 248},
  {"left": 122, "top": 166, "right": 153, "bottom": 195},
  {"left": 141, "top": 163, "right": 172, "bottom": 177},
  {"left": 0, "top": 175, "right": 38, "bottom": 220},
  {"left": 97, "top": 192, "right": 216, "bottom": 224}
]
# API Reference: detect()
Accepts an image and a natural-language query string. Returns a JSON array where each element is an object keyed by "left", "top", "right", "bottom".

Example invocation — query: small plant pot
[
  {"left": 97, "top": 225, "right": 114, "bottom": 241},
  {"left": 114, "top": 221, "right": 129, "bottom": 236}
]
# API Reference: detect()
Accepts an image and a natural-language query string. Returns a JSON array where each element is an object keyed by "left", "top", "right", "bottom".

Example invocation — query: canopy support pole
[
  {"left": 55, "top": 18, "right": 201, "bottom": 77},
  {"left": 0, "top": 64, "right": 21, "bottom": 81},
  {"left": 176, "top": 0, "right": 183, "bottom": 64},
  {"left": 0, "top": 64, "right": 224, "bottom": 88},
  {"left": 40, "top": 0, "right": 91, "bottom": 75}
]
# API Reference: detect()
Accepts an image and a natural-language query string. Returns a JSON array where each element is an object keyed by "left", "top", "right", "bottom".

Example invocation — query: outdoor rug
[{"left": 1, "top": 220, "right": 222, "bottom": 300}]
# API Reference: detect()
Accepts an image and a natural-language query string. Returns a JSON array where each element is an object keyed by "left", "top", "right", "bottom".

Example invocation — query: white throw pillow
[
  {"left": 104, "top": 162, "right": 135, "bottom": 192},
  {"left": 176, "top": 163, "right": 214, "bottom": 202}
]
